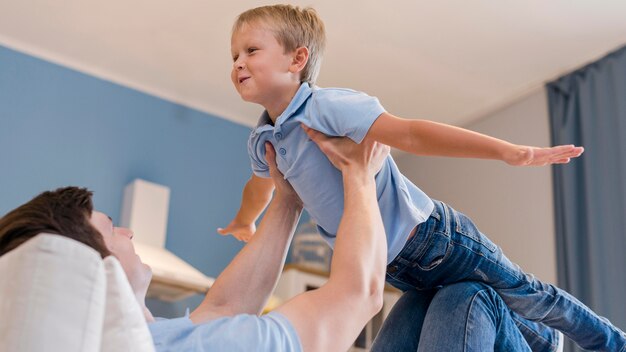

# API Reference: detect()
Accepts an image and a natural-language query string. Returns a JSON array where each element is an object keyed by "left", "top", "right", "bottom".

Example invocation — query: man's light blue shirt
[
  {"left": 149, "top": 311, "right": 302, "bottom": 352},
  {"left": 248, "top": 83, "right": 434, "bottom": 263}
]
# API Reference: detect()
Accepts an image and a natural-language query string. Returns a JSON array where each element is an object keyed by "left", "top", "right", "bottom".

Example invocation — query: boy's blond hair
[{"left": 233, "top": 4, "right": 326, "bottom": 85}]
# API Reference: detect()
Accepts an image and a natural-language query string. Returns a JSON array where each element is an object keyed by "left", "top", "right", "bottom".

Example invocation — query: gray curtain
[{"left": 547, "top": 45, "right": 626, "bottom": 352}]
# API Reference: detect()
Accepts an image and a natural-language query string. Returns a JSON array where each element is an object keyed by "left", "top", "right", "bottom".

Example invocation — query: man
[{"left": 0, "top": 134, "right": 390, "bottom": 352}]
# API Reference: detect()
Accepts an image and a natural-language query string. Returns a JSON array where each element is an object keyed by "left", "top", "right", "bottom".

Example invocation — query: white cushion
[
  {"left": 0, "top": 234, "right": 154, "bottom": 352},
  {"left": 101, "top": 256, "right": 154, "bottom": 352}
]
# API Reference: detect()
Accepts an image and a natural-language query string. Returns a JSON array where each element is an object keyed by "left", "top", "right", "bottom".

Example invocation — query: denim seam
[
  {"left": 450, "top": 211, "right": 497, "bottom": 253},
  {"left": 396, "top": 222, "right": 436, "bottom": 267},
  {"left": 512, "top": 316, "right": 558, "bottom": 350},
  {"left": 446, "top": 203, "right": 497, "bottom": 253},
  {"left": 553, "top": 331, "right": 561, "bottom": 352},
  {"left": 457, "top": 231, "right": 497, "bottom": 253},
  {"left": 613, "top": 329, "right": 626, "bottom": 352},
  {"left": 451, "top": 240, "right": 562, "bottom": 321},
  {"left": 451, "top": 240, "right": 522, "bottom": 280},
  {"left": 414, "top": 234, "right": 453, "bottom": 272},
  {"left": 441, "top": 201, "right": 451, "bottom": 236},
  {"left": 534, "top": 291, "right": 560, "bottom": 321},
  {"left": 464, "top": 288, "right": 497, "bottom": 352},
  {"left": 463, "top": 292, "right": 478, "bottom": 352}
]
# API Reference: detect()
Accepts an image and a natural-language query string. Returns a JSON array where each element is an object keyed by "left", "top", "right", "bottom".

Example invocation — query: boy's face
[{"left": 231, "top": 23, "right": 298, "bottom": 107}]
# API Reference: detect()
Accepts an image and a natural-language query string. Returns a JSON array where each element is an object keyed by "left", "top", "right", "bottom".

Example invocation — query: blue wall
[{"left": 0, "top": 45, "right": 257, "bottom": 314}]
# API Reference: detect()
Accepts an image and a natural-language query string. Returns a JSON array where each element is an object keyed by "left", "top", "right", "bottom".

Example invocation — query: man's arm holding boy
[
  {"left": 192, "top": 144, "right": 296, "bottom": 322},
  {"left": 195, "top": 133, "right": 391, "bottom": 352},
  {"left": 275, "top": 131, "right": 389, "bottom": 352}
]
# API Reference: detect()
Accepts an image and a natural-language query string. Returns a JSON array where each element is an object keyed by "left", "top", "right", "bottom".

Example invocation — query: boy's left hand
[
  {"left": 507, "top": 144, "right": 584, "bottom": 166},
  {"left": 217, "top": 221, "right": 256, "bottom": 242}
]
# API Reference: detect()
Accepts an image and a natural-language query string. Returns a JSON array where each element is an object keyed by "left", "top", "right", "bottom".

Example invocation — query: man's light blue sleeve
[
  {"left": 308, "top": 88, "right": 386, "bottom": 143},
  {"left": 149, "top": 311, "right": 302, "bottom": 352}
]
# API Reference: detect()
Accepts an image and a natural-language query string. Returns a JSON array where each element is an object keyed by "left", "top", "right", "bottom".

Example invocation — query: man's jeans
[
  {"left": 384, "top": 200, "right": 626, "bottom": 352},
  {"left": 371, "top": 282, "right": 560, "bottom": 352}
]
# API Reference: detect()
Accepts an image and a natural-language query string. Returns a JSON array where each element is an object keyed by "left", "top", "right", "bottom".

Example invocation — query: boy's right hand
[
  {"left": 505, "top": 144, "right": 584, "bottom": 166},
  {"left": 217, "top": 221, "right": 256, "bottom": 242}
]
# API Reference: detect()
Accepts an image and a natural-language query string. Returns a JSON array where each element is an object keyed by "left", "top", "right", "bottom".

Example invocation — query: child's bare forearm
[
  {"left": 402, "top": 119, "right": 584, "bottom": 166},
  {"left": 407, "top": 119, "right": 517, "bottom": 160},
  {"left": 234, "top": 175, "right": 275, "bottom": 225},
  {"left": 370, "top": 113, "right": 514, "bottom": 160},
  {"left": 369, "top": 113, "right": 583, "bottom": 166}
]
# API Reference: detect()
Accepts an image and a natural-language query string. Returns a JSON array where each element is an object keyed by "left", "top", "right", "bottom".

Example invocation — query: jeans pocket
[
  {"left": 414, "top": 231, "right": 452, "bottom": 271},
  {"left": 453, "top": 210, "right": 497, "bottom": 253}
]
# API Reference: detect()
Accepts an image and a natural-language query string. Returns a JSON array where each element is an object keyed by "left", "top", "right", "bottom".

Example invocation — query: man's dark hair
[{"left": 0, "top": 187, "right": 111, "bottom": 258}]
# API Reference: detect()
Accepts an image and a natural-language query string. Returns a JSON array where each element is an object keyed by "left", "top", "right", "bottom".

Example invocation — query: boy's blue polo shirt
[
  {"left": 248, "top": 82, "right": 434, "bottom": 263},
  {"left": 149, "top": 311, "right": 302, "bottom": 352}
]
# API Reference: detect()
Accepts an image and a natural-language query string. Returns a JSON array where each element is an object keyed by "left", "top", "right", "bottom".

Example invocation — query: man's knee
[
  {"left": 436, "top": 281, "right": 504, "bottom": 322},
  {"left": 437, "top": 281, "right": 498, "bottom": 304}
]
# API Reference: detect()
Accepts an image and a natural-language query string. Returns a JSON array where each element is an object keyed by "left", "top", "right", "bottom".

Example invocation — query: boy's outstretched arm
[
  {"left": 367, "top": 112, "right": 584, "bottom": 166},
  {"left": 217, "top": 174, "right": 274, "bottom": 241}
]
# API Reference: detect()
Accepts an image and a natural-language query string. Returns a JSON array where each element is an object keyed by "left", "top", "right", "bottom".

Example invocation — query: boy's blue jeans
[
  {"left": 384, "top": 200, "right": 626, "bottom": 352},
  {"left": 371, "top": 282, "right": 560, "bottom": 352}
]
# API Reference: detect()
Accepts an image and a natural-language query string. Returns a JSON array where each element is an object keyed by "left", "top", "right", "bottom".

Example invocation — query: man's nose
[{"left": 114, "top": 227, "right": 134, "bottom": 240}]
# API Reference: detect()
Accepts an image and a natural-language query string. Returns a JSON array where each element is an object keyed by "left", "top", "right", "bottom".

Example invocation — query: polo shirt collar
[{"left": 254, "top": 82, "right": 313, "bottom": 130}]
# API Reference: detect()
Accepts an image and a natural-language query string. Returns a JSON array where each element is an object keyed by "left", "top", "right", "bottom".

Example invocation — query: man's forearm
[
  {"left": 274, "top": 161, "right": 387, "bottom": 352},
  {"left": 192, "top": 195, "right": 302, "bottom": 321},
  {"left": 329, "top": 167, "right": 386, "bottom": 298},
  {"left": 270, "top": 134, "right": 389, "bottom": 352}
]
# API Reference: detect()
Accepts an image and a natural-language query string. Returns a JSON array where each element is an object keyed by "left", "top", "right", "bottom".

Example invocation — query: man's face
[
  {"left": 230, "top": 22, "right": 297, "bottom": 107},
  {"left": 90, "top": 211, "right": 152, "bottom": 293}
]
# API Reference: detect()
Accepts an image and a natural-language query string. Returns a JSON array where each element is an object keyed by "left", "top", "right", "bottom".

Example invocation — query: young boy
[{"left": 219, "top": 4, "right": 626, "bottom": 351}]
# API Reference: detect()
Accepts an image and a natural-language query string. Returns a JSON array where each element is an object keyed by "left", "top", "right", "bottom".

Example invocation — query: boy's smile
[{"left": 230, "top": 22, "right": 303, "bottom": 120}]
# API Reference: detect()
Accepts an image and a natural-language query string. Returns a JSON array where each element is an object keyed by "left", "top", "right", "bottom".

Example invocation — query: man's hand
[
  {"left": 265, "top": 142, "right": 302, "bottom": 206},
  {"left": 506, "top": 144, "right": 584, "bottom": 166},
  {"left": 302, "top": 124, "right": 389, "bottom": 176}
]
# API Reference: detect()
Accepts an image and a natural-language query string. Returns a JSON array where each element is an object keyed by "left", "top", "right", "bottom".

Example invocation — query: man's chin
[{"left": 143, "top": 263, "right": 152, "bottom": 276}]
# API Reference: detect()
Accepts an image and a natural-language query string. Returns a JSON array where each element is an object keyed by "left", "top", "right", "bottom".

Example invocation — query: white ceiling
[{"left": 2, "top": 1, "right": 626, "bottom": 128}]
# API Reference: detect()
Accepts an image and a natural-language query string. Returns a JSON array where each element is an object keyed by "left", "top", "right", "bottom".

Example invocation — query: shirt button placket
[{"left": 275, "top": 131, "right": 286, "bottom": 157}]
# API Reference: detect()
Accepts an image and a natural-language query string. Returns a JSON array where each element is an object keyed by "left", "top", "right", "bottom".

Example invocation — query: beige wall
[{"left": 395, "top": 88, "right": 557, "bottom": 284}]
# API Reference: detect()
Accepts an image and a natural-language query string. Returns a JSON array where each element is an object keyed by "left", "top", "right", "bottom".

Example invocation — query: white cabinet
[{"left": 273, "top": 264, "right": 401, "bottom": 351}]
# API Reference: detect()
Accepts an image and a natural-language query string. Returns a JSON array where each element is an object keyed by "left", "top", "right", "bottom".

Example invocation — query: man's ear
[{"left": 289, "top": 46, "right": 309, "bottom": 73}]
